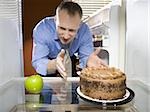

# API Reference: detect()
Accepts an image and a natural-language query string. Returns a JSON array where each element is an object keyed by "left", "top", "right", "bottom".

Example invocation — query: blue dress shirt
[{"left": 32, "top": 17, "right": 94, "bottom": 75}]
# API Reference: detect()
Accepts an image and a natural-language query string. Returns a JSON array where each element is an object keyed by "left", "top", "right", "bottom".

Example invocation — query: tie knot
[{"left": 65, "top": 49, "right": 69, "bottom": 54}]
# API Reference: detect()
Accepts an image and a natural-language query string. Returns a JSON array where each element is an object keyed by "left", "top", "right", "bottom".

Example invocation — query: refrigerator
[{"left": 0, "top": 0, "right": 150, "bottom": 111}]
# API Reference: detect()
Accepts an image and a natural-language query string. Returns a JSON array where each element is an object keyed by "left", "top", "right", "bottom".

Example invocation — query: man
[{"left": 32, "top": 1, "right": 107, "bottom": 77}]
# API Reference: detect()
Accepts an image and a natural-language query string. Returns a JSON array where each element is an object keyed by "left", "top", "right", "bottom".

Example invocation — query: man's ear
[
  {"left": 54, "top": 16, "right": 59, "bottom": 28},
  {"left": 54, "top": 16, "right": 56, "bottom": 22}
]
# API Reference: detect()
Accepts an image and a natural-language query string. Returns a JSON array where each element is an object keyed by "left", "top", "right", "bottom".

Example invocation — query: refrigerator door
[{"left": 125, "top": 0, "right": 150, "bottom": 85}]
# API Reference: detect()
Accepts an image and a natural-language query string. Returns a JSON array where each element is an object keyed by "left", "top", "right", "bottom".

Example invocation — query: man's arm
[
  {"left": 87, "top": 48, "right": 108, "bottom": 68},
  {"left": 78, "top": 23, "right": 94, "bottom": 68},
  {"left": 32, "top": 17, "right": 61, "bottom": 76},
  {"left": 32, "top": 23, "right": 52, "bottom": 75},
  {"left": 47, "top": 59, "right": 57, "bottom": 74}
]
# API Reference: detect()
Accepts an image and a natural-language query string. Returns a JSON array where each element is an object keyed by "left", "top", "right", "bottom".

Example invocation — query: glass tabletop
[{"left": 10, "top": 77, "right": 150, "bottom": 112}]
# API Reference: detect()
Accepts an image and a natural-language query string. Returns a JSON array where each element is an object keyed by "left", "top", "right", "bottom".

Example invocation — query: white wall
[{"left": 125, "top": 0, "right": 150, "bottom": 85}]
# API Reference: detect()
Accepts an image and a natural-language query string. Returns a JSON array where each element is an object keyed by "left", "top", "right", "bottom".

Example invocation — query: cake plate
[{"left": 76, "top": 87, "right": 135, "bottom": 106}]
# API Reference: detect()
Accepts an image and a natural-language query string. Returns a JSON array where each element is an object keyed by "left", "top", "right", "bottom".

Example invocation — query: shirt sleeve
[
  {"left": 78, "top": 23, "right": 94, "bottom": 68},
  {"left": 32, "top": 21, "right": 51, "bottom": 75}
]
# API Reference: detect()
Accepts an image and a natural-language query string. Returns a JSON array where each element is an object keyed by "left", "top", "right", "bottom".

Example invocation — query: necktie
[
  {"left": 63, "top": 49, "right": 72, "bottom": 77},
  {"left": 61, "top": 49, "right": 72, "bottom": 104}
]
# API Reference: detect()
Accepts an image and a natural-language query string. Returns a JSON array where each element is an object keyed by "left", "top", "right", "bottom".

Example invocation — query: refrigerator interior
[
  {"left": 125, "top": 0, "right": 150, "bottom": 85},
  {"left": 0, "top": 0, "right": 24, "bottom": 111},
  {"left": 0, "top": 0, "right": 150, "bottom": 111}
]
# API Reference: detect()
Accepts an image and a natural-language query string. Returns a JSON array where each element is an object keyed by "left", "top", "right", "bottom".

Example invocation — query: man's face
[{"left": 55, "top": 9, "right": 81, "bottom": 45}]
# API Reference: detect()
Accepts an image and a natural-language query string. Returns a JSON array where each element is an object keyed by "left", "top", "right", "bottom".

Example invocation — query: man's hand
[
  {"left": 56, "top": 49, "right": 67, "bottom": 79},
  {"left": 87, "top": 48, "right": 108, "bottom": 68}
]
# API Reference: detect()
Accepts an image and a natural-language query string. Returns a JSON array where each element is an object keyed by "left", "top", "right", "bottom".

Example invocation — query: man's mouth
[{"left": 61, "top": 39, "right": 70, "bottom": 44}]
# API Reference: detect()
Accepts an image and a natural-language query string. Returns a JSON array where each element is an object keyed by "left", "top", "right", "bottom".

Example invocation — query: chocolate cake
[{"left": 80, "top": 67, "right": 126, "bottom": 100}]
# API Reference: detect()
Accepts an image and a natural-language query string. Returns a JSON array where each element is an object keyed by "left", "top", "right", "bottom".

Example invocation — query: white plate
[{"left": 76, "top": 86, "right": 134, "bottom": 105}]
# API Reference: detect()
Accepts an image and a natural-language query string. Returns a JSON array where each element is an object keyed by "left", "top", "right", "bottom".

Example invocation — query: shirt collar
[{"left": 54, "top": 32, "right": 59, "bottom": 40}]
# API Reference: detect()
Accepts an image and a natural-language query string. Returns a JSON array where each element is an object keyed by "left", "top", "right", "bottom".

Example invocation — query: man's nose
[{"left": 63, "top": 30, "right": 70, "bottom": 39}]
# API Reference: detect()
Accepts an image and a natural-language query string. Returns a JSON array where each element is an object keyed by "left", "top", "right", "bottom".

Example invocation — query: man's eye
[
  {"left": 59, "top": 27, "right": 66, "bottom": 30},
  {"left": 59, "top": 26, "right": 76, "bottom": 33},
  {"left": 69, "top": 29, "right": 76, "bottom": 32}
]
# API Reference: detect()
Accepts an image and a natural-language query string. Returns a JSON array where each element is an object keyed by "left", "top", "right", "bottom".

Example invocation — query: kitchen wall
[{"left": 125, "top": 0, "right": 150, "bottom": 85}]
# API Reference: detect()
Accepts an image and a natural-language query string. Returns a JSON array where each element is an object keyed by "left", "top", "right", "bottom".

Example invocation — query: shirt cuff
[
  {"left": 35, "top": 59, "right": 49, "bottom": 76},
  {"left": 79, "top": 57, "right": 88, "bottom": 68}
]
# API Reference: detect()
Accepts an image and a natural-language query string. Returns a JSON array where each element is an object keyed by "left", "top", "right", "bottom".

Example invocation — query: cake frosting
[{"left": 80, "top": 67, "right": 126, "bottom": 100}]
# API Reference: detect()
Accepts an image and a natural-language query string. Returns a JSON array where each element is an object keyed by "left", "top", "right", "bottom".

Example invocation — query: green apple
[{"left": 25, "top": 75, "right": 43, "bottom": 94}]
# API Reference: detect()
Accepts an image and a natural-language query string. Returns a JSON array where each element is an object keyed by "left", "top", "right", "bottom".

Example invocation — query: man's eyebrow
[
  {"left": 59, "top": 26, "right": 77, "bottom": 32},
  {"left": 68, "top": 29, "right": 76, "bottom": 32},
  {"left": 59, "top": 26, "right": 66, "bottom": 30}
]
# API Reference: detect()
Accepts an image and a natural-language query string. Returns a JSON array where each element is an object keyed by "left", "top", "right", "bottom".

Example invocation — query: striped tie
[{"left": 63, "top": 49, "right": 72, "bottom": 77}]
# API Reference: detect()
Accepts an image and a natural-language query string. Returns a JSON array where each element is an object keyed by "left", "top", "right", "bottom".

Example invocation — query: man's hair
[{"left": 56, "top": 1, "right": 83, "bottom": 18}]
